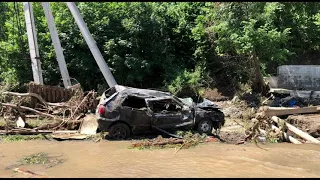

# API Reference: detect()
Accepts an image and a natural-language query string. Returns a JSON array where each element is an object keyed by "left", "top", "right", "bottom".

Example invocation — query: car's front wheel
[
  {"left": 197, "top": 118, "right": 213, "bottom": 135},
  {"left": 108, "top": 122, "right": 130, "bottom": 140}
]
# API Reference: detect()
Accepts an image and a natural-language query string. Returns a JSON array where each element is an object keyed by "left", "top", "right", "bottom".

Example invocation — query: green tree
[{"left": 0, "top": 2, "right": 319, "bottom": 96}]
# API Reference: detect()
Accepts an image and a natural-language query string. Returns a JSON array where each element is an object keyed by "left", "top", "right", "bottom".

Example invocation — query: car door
[
  {"left": 119, "top": 95, "right": 152, "bottom": 133},
  {"left": 147, "top": 97, "right": 192, "bottom": 129}
]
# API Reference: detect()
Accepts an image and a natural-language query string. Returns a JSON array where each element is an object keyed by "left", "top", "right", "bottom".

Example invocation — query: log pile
[
  {"left": 0, "top": 84, "right": 99, "bottom": 135},
  {"left": 245, "top": 107, "right": 320, "bottom": 144}
]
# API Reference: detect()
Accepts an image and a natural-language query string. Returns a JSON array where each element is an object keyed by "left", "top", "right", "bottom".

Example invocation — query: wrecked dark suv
[{"left": 97, "top": 85, "right": 225, "bottom": 140}]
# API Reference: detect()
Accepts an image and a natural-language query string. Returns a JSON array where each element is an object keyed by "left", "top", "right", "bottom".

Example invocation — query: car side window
[
  {"left": 151, "top": 99, "right": 182, "bottom": 113},
  {"left": 121, "top": 96, "right": 147, "bottom": 110}
]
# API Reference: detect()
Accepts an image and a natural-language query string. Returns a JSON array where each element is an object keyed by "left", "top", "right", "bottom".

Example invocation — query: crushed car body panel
[{"left": 97, "top": 85, "right": 225, "bottom": 134}]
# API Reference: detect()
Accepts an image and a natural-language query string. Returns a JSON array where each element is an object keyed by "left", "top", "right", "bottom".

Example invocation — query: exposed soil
[
  {"left": 218, "top": 131, "right": 247, "bottom": 144},
  {"left": 287, "top": 114, "right": 320, "bottom": 138},
  {"left": 202, "top": 88, "right": 230, "bottom": 101},
  {"left": 217, "top": 117, "right": 247, "bottom": 144}
]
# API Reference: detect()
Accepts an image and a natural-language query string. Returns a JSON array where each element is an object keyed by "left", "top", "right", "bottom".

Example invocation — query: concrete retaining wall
[{"left": 276, "top": 65, "right": 320, "bottom": 90}]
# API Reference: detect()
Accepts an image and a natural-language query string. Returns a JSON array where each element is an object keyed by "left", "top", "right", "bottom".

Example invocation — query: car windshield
[{"left": 172, "top": 95, "right": 190, "bottom": 107}]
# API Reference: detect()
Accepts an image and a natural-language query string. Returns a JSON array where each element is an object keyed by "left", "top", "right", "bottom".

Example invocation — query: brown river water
[{"left": 0, "top": 140, "right": 320, "bottom": 178}]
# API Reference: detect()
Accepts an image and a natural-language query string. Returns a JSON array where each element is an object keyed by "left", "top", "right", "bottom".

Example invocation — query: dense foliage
[{"left": 0, "top": 2, "right": 319, "bottom": 96}]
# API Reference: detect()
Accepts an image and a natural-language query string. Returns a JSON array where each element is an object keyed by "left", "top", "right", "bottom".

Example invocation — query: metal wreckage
[{"left": 97, "top": 85, "right": 225, "bottom": 140}]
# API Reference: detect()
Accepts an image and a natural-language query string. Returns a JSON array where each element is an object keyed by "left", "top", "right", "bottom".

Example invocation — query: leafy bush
[{"left": 168, "top": 65, "right": 211, "bottom": 98}]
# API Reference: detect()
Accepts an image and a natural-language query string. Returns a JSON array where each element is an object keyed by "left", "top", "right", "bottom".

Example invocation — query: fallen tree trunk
[
  {"left": 2, "top": 92, "right": 68, "bottom": 107},
  {"left": 53, "top": 130, "right": 79, "bottom": 134},
  {"left": 266, "top": 106, "right": 319, "bottom": 117},
  {"left": 271, "top": 116, "right": 320, "bottom": 144},
  {"left": 35, "top": 120, "right": 82, "bottom": 130},
  {"left": 271, "top": 125, "right": 302, "bottom": 144},
  {"left": 0, "top": 129, "right": 53, "bottom": 135},
  {"left": 259, "top": 126, "right": 302, "bottom": 144}
]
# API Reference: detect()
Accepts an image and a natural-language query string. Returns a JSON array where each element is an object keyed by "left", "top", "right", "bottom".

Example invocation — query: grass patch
[
  {"left": 20, "top": 152, "right": 52, "bottom": 165},
  {"left": 0, "top": 118, "right": 5, "bottom": 127},
  {"left": 0, "top": 117, "right": 55, "bottom": 128},
  {"left": 0, "top": 134, "right": 51, "bottom": 142},
  {"left": 6, "top": 152, "right": 65, "bottom": 170},
  {"left": 18, "top": 152, "right": 64, "bottom": 168}
]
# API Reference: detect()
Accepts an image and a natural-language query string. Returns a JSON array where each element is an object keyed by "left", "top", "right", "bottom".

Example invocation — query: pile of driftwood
[
  {"left": 130, "top": 133, "right": 218, "bottom": 152},
  {"left": 245, "top": 106, "right": 320, "bottom": 144},
  {"left": 0, "top": 84, "right": 99, "bottom": 135}
]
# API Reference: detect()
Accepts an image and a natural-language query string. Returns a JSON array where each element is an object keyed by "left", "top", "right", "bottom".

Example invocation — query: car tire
[
  {"left": 108, "top": 122, "right": 130, "bottom": 140},
  {"left": 197, "top": 118, "right": 213, "bottom": 135}
]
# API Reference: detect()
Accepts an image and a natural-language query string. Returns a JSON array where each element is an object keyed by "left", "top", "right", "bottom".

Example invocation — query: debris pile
[
  {"left": 269, "top": 96, "right": 320, "bottom": 108},
  {"left": 130, "top": 132, "right": 218, "bottom": 150},
  {"left": 286, "top": 114, "right": 320, "bottom": 139},
  {"left": 215, "top": 100, "right": 248, "bottom": 119},
  {"left": 0, "top": 83, "right": 99, "bottom": 135},
  {"left": 244, "top": 107, "right": 320, "bottom": 144}
]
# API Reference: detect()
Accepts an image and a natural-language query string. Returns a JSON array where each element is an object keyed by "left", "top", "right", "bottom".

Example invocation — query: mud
[
  {"left": 218, "top": 118, "right": 247, "bottom": 144},
  {"left": 287, "top": 114, "right": 320, "bottom": 138},
  {"left": 218, "top": 131, "right": 247, "bottom": 144},
  {"left": 202, "top": 88, "right": 230, "bottom": 102},
  {"left": 1, "top": 140, "right": 320, "bottom": 178}
]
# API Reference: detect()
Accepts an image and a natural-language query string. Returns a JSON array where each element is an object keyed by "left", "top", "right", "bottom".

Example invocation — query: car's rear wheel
[
  {"left": 197, "top": 118, "right": 213, "bottom": 135},
  {"left": 108, "top": 122, "right": 130, "bottom": 140}
]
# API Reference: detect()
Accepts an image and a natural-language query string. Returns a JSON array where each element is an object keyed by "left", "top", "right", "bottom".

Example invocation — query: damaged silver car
[{"left": 97, "top": 85, "right": 225, "bottom": 140}]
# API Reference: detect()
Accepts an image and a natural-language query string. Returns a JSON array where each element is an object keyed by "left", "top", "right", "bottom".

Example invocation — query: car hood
[
  {"left": 196, "top": 98, "right": 221, "bottom": 109},
  {"left": 179, "top": 98, "right": 221, "bottom": 109}
]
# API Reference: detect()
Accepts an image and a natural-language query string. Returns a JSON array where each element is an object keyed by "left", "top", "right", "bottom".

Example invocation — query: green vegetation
[
  {"left": 20, "top": 152, "right": 52, "bottom": 165},
  {"left": 0, "top": 134, "right": 50, "bottom": 142},
  {"left": 19, "top": 152, "right": 64, "bottom": 167},
  {"left": 0, "top": 2, "right": 319, "bottom": 96}
]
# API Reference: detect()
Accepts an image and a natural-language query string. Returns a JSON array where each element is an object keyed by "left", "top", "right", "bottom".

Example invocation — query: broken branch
[
  {"left": 0, "top": 102, "right": 61, "bottom": 120},
  {"left": 14, "top": 168, "right": 48, "bottom": 178},
  {"left": 2, "top": 92, "right": 68, "bottom": 107},
  {"left": 0, "top": 129, "right": 53, "bottom": 135},
  {"left": 69, "top": 91, "right": 94, "bottom": 120}
]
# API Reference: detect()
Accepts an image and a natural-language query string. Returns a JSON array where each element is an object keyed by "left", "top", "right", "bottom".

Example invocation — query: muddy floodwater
[{"left": 0, "top": 140, "right": 320, "bottom": 178}]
